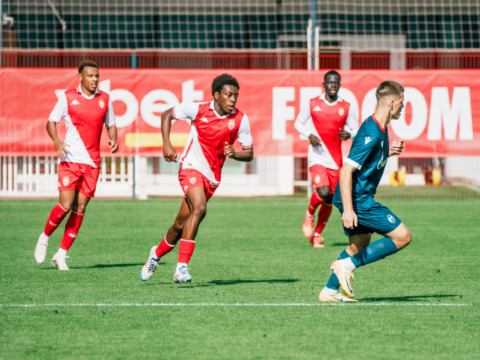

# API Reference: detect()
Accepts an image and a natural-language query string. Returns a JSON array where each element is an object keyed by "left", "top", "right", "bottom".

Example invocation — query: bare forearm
[
  {"left": 339, "top": 166, "right": 354, "bottom": 211},
  {"left": 107, "top": 126, "right": 117, "bottom": 142},
  {"left": 161, "top": 109, "right": 175, "bottom": 147},
  {"left": 231, "top": 148, "right": 254, "bottom": 162},
  {"left": 46, "top": 121, "right": 61, "bottom": 143}
]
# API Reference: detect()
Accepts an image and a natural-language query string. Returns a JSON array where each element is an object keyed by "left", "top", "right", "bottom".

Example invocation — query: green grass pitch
[{"left": 1, "top": 197, "right": 479, "bottom": 359}]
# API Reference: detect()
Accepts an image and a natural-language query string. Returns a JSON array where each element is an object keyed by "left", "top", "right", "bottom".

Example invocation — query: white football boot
[
  {"left": 140, "top": 246, "right": 159, "bottom": 281},
  {"left": 51, "top": 252, "right": 70, "bottom": 271},
  {"left": 34, "top": 233, "right": 50, "bottom": 264},
  {"left": 174, "top": 265, "right": 192, "bottom": 283}
]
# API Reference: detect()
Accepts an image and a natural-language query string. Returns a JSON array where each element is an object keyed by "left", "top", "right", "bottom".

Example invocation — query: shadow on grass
[
  {"left": 70, "top": 262, "right": 146, "bottom": 269},
  {"left": 208, "top": 278, "right": 299, "bottom": 286},
  {"left": 361, "top": 294, "right": 462, "bottom": 302}
]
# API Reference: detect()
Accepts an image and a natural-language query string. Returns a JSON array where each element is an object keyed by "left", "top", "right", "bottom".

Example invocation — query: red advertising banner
[{"left": 1, "top": 69, "right": 479, "bottom": 157}]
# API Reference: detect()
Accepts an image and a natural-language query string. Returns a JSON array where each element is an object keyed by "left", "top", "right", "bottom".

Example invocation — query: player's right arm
[
  {"left": 338, "top": 163, "right": 358, "bottom": 229},
  {"left": 294, "top": 101, "right": 322, "bottom": 147},
  {"left": 47, "top": 92, "right": 69, "bottom": 159},
  {"left": 161, "top": 107, "right": 177, "bottom": 162}
]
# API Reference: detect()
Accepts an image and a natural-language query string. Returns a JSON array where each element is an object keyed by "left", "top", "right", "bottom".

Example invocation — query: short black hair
[
  {"left": 211, "top": 73, "right": 240, "bottom": 96},
  {"left": 324, "top": 70, "right": 341, "bottom": 82},
  {"left": 78, "top": 60, "right": 99, "bottom": 73},
  {"left": 375, "top": 81, "right": 404, "bottom": 101}
]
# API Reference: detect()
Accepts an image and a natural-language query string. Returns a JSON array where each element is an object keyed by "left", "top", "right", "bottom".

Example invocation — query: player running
[
  {"left": 34, "top": 60, "right": 118, "bottom": 270},
  {"left": 140, "top": 73, "right": 254, "bottom": 283},
  {"left": 318, "top": 80, "right": 411, "bottom": 302},
  {"left": 294, "top": 70, "right": 358, "bottom": 248}
]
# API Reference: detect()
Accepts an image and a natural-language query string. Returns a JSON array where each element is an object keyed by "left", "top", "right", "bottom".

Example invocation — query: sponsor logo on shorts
[
  {"left": 387, "top": 214, "right": 396, "bottom": 223},
  {"left": 184, "top": 185, "right": 188, "bottom": 191},
  {"left": 99, "top": 99, "right": 105, "bottom": 109},
  {"left": 189, "top": 177, "right": 196, "bottom": 184},
  {"left": 314, "top": 175, "right": 321, "bottom": 184},
  {"left": 339, "top": 107, "right": 345, "bottom": 116},
  {"left": 228, "top": 119, "right": 235, "bottom": 130},
  {"left": 62, "top": 176, "right": 70, "bottom": 186}
]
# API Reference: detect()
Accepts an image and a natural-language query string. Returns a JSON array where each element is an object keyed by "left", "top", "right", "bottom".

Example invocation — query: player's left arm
[
  {"left": 338, "top": 104, "right": 359, "bottom": 140},
  {"left": 105, "top": 98, "right": 118, "bottom": 153},
  {"left": 225, "top": 114, "right": 254, "bottom": 162},
  {"left": 389, "top": 140, "right": 404, "bottom": 157},
  {"left": 107, "top": 125, "right": 118, "bottom": 153}
]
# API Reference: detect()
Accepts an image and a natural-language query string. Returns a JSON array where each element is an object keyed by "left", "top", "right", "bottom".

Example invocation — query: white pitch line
[{"left": 0, "top": 303, "right": 472, "bottom": 308}]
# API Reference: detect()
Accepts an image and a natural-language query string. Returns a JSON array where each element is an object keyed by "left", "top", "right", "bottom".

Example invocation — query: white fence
[{"left": 0, "top": 155, "right": 295, "bottom": 199}]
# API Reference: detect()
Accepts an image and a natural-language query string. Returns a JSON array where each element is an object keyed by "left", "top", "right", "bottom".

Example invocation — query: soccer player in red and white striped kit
[
  {"left": 295, "top": 70, "right": 358, "bottom": 248},
  {"left": 141, "top": 73, "right": 254, "bottom": 283},
  {"left": 34, "top": 60, "right": 118, "bottom": 270}
]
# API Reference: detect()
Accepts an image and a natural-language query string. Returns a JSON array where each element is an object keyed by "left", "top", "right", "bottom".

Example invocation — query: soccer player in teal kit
[{"left": 318, "top": 80, "right": 411, "bottom": 302}]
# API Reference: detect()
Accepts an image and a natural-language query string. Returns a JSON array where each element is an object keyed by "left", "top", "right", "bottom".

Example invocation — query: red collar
[{"left": 371, "top": 114, "right": 386, "bottom": 133}]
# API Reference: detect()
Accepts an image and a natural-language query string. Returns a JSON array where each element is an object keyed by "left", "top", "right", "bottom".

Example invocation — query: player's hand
[
  {"left": 337, "top": 128, "right": 351, "bottom": 140},
  {"left": 342, "top": 209, "right": 358, "bottom": 229},
  {"left": 54, "top": 140, "right": 70, "bottom": 159},
  {"left": 163, "top": 143, "right": 177, "bottom": 162},
  {"left": 224, "top": 142, "right": 235, "bottom": 158},
  {"left": 108, "top": 139, "right": 118, "bottom": 153},
  {"left": 308, "top": 134, "right": 322, "bottom": 147},
  {"left": 389, "top": 140, "right": 404, "bottom": 157}
]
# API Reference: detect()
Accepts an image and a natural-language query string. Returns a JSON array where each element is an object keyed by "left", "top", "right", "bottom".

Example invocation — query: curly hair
[
  {"left": 211, "top": 74, "right": 240, "bottom": 95},
  {"left": 78, "top": 60, "right": 99, "bottom": 73}
]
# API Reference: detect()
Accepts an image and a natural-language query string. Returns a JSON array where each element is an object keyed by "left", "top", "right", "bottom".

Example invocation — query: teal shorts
[{"left": 334, "top": 198, "right": 401, "bottom": 237}]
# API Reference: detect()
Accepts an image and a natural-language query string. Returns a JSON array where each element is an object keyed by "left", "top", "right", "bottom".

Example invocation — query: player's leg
[
  {"left": 173, "top": 186, "right": 208, "bottom": 283},
  {"left": 331, "top": 205, "right": 410, "bottom": 297},
  {"left": 320, "top": 233, "right": 370, "bottom": 301},
  {"left": 35, "top": 163, "right": 79, "bottom": 264},
  {"left": 52, "top": 190, "right": 91, "bottom": 270},
  {"left": 312, "top": 168, "right": 338, "bottom": 246},
  {"left": 141, "top": 200, "right": 190, "bottom": 281},
  {"left": 34, "top": 189, "right": 75, "bottom": 264},
  {"left": 302, "top": 165, "right": 328, "bottom": 241}
]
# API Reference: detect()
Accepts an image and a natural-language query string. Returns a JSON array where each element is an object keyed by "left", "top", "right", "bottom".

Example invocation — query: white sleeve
[
  {"left": 294, "top": 104, "right": 313, "bottom": 139},
  {"left": 238, "top": 114, "right": 253, "bottom": 148},
  {"left": 173, "top": 102, "right": 200, "bottom": 121},
  {"left": 48, "top": 92, "right": 68, "bottom": 123},
  {"left": 105, "top": 98, "right": 116, "bottom": 127},
  {"left": 344, "top": 104, "right": 359, "bottom": 139}
]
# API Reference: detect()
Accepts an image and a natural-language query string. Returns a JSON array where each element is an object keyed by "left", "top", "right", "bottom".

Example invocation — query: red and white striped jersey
[
  {"left": 48, "top": 85, "right": 116, "bottom": 168},
  {"left": 173, "top": 101, "right": 253, "bottom": 185},
  {"left": 295, "top": 94, "right": 358, "bottom": 170}
]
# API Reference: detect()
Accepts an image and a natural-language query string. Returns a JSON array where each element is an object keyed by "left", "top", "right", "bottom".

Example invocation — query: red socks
[
  {"left": 177, "top": 239, "right": 196, "bottom": 264},
  {"left": 59, "top": 211, "right": 84, "bottom": 251},
  {"left": 44, "top": 204, "right": 69, "bottom": 236},
  {"left": 307, "top": 191, "right": 323, "bottom": 216},
  {"left": 155, "top": 236, "right": 176, "bottom": 258},
  {"left": 315, "top": 203, "right": 333, "bottom": 235}
]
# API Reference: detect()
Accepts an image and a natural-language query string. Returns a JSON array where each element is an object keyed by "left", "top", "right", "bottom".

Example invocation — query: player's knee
[
  {"left": 394, "top": 227, "right": 411, "bottom": 249},
  {"left": 192, "top": 203, "right": 207, "bottom": 219},
  {"left": 316, "top": 187, "right": 330, "bottom": 201},
  {"left": 59, "top": 201, "right": 73, "bottom": 212}
]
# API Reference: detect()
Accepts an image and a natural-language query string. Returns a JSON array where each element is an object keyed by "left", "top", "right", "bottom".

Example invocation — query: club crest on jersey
[
  {"left": 228, "top": 119, "right": 235, "bottom": 130},
  {"left": 339, "top": 107, "right": 345, "bottom": 116},
  {"left": 62, "top": 176, "right": 70, "bottom": 186},
  {"left": 189, "top": 177, "right": 196, "bottom": 184},
  {"left": 99, "top": 99, "right": 105, "bottom": 109}
]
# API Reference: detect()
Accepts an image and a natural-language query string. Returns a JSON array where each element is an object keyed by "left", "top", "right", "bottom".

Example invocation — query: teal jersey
[{"left": 333, "top": 115, "right": 390, "bottom": 207}]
